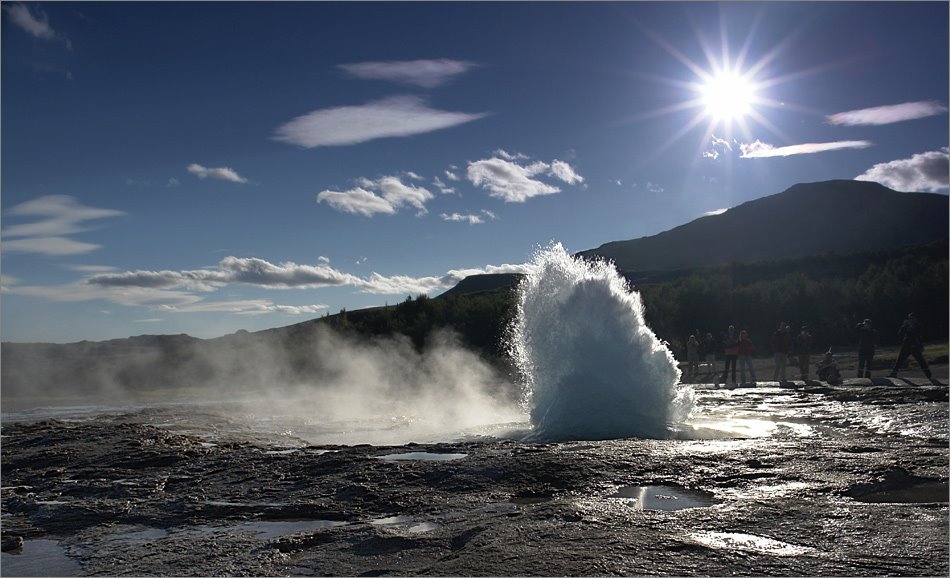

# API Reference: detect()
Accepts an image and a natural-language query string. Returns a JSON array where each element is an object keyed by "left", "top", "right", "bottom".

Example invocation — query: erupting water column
[{"left": 509, "top": 243, "right": 694, "bottom": 441}]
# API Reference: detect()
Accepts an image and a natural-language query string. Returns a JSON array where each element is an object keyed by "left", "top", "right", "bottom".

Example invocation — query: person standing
[
  {"left": 889, "top": 313, "right": 937, "bottom": 384},
  {"left": 856, "top": 318, "right": 877, "bottom": 378},
  {"left": 719, "top": 325, "right": 739, "bottom": 385},
  {"left": 770, "top": 322, "right": 792, "bottom": 382},
  {"left": 686, "top": 335, "right": 700, "bottom": 381},
  {"left": 794, "top": 325, "right": 812, "bottom": 381},
  {"left": 738, "top": 329, "right": 757, "bottom": 384},
  {"left": 703, "top": 332, "right": 717, "bottom": 375}
]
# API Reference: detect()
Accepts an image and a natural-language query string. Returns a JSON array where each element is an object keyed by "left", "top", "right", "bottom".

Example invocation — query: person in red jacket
[
  {"left": 718, "top": 325, "right": 739, "bottom": 385},
  {"left": 770, "top": 322, "right": 792, "bottom": 382},
  {"left": 738, "top": 329, "right": 757, "bottom": 384}
]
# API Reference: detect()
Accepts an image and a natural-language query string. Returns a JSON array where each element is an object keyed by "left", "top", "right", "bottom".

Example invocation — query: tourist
[
  {"left": 703, "top": 332, "right": 717, "bottom": 374},
  {"left": 816, "top": 349, "right": 842, "bottom": 385},
  {"left": 738, "top": 329, "right": 756, "bottom": 384},
  {"left": 686, "top": 335, "right": 700, "bottom": 381},
  {"left": 719, "top": 325, "right": 739, "bottom": 385},
  {"left": 889, "top": 313, "right": 937, "bottom": 384},
  {"left": 794, "top": 325, "right": 812, "bottom": 381},
  {"left": 855, "top": 318, "right": 877, "bottom": 378},
  {"left": 770, "top": 322, "right": 792, "bottom": 382}
]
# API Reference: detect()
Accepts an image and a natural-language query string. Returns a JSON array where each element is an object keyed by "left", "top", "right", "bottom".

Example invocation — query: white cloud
[
  {"left": 441, "top": 212, "right": 484, "bottom": 225},
  {"left": 494, "top": 149, "right": 529, "bottom": 161},
  {"left": 317, "top": 256, "right": 331, "bottom": 265},
  {"left": 2, "top": 195, "right": 125, "bottom": 255},
  {"left": 827, "top": 101, "right": 948, "bottom": 126},
  {"left": 549, "top": 160, "right": 584, "bottom": 185},
  {"left": 647, "top": 182, "right": 664, "bottom": 193},
  {"left": 703, "top": 134, "right": 733, "bottom": 159},
  {"left": 2, "top": 237, "right": 101, "bottom": 256},
  {"left": 157, "top": 300, "right": 328, "bottom": 316},
  {"left": 3, "top": 3, "right": 55, "bottom": 40},
  {"left": 90, "top": 256, "right": 364, "bottom": 291},
  {"left": 467, "top": 154, "right": 584, "bottom": 203},
  {"left": 273, "top": 96, "right": 489, "bottom": 148},
  {"left": 317, "top": 187, "right": 395, "bottom": 217},
  {"left": 317, "top": 175, "right": 434, "bottom": 217},
  {"left": 444, "top": 168, "right": 460, "bottom": 181},
  {"left": 166, "top": 177, "right": 180, "bottom": 187},
  {"left": 704, "top": 208, "right": 729, "bottom": 216},
  {"left": 739, "top": 139, "right": 872, "bottom": 158},
  {"left": 855, "top": 149, "right": 949, "bottom": 193},
  {"left": 186, "top": 163, "right": 249, "bottom": 184},
  {"left": 432, "top": 176, "right": 456, "bottom": 195},
  {"left": 337, "top": 59, "right": 476, "bottom": 88}
]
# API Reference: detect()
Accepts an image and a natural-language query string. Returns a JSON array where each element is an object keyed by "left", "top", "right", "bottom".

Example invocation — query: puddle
[
  {"left": 376, "top": 452, "right": 467, "bottom": 461},
  {"left": 851, "top": 481, "right": 949, "bottom": 504},
  {"left": 689, "top": 531, "right": 816, "bottom": 556},
  {"left": 0, "top": 538, "right": 83, "bottom": 577},
  {"left": 235, "top": 519, "right": 348, "bottom": 539},
  {"left": 368, "top": 515, "right": 440, "bottom": 534},
  {"left": 609, "top": 485, "right": 714, "bottom": 511}
]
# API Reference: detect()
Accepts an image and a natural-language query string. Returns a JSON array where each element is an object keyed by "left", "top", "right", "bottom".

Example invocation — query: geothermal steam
[{"left": 509, "top": 243, "right": 694, "bottom": 440}]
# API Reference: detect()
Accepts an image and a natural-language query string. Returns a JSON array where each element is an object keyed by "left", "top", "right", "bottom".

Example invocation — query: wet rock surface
[{"left": 2, "top": 381, "right": 948, "bottom": 576}]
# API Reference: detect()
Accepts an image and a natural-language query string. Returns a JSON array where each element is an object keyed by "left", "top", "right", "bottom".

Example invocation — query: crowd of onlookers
[{"left": 683, "top": 312, "right": 938, "bottom": 386}]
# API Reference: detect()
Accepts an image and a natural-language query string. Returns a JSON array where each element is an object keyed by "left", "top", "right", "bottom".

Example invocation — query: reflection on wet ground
[
  {"left": 1, "top": 538, "right": 82, "bottom": 577},
  {"left": 609, "top": 485, "right": 715, "bottom": 511},
  {"left": 376, "top": 451, "right": 468, "bottom": 461}
]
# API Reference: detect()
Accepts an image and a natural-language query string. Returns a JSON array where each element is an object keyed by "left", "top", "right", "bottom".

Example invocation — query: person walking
[
  {"left": 856, "top": 318, "right": 877, "bottom": 378},
  {"left": 794, "top": 325, "right": 812, "bottom": 381},
  {"left": 738, "top": 329, "right": 757, "bottom": 384},
  {"left": 686, "top": 335, "right": 700, "bottom": 381},
  {"left": 719, "top": 325, "right": 739, "bottom": 385},
  {"left": 770, "top": 322, "right": 792, "bottom": 382},
  {"left": 888, "top": 313, "right": 937, "bottom": 384}
]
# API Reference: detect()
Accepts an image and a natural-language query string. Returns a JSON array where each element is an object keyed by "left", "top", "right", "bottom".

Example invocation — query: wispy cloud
[
  {"left": 827, "top": 101, "right": 948, "bottom": 126},
  {"left": 273, "top": 96, "right": 489, "bottom": 148},
  {"left": 467, "top": 154, "right": 584, "bottom": 202},
  {"left": 739, "top": 139, "right": 872, "bottom": 158},
  {"left": 703, "top": 134, "right": 733, "bottom": 159},
  {"left": 704, "top": 208, "right": 729, "bottom": 216},
  {"left": 90, "top": 256, "right": 363, "bottom": 291},
  {"left": 855, "top": 149, "right": 949, "bottom": 193},
  {"left": 317, "top": 175, "right": 434, "bottom": 217},
  {"left": 337, "top": 59, "right": 477, "bottom": 88},
  {"left": 89, "top": 256, "right": 533, "bottom": 298},
  {"left": 3, "top": 3, "right": 56, "bottom": 40},
  {"left": 2, "top": 195, "right": 126, "bottom": 256},
  {"left": 187, "top": 163, "right": 249, "bottom": 184},
  {"left": 440, "top": 210, "right": 497, "bottom": 225}
]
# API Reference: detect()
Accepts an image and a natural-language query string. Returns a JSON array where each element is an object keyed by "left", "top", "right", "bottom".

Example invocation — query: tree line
[{"left": 320, "top": 241, "right": 948, "bottom": 364}]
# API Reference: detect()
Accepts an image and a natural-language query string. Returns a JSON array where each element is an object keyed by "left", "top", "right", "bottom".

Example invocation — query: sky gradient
[{"left": 2, "top": 2, "right": 948, "bottom": 343}]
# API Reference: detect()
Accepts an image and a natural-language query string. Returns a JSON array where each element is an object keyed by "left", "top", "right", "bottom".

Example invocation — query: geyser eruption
[{"left": 509, "top": 243, "right": 694, "bottom": 440}]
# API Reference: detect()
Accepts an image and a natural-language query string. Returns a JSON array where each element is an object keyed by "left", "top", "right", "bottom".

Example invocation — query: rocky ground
[{"left": 2, "top": 374, "right": 948, "bottom": 577}]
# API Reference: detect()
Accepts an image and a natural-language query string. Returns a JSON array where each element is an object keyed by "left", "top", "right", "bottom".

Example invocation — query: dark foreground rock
[{"left": 2, "top": 382, "right": 948, "bottom": 576}]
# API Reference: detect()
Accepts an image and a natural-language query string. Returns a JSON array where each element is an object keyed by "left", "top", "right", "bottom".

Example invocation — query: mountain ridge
[{"left": 576, "top": 180, "right": 948, "bottom": 272}]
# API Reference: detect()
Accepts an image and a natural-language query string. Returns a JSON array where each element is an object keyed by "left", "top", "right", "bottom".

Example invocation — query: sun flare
[{"left": 700, "top": 71, "right": 757, "bottom": 122}]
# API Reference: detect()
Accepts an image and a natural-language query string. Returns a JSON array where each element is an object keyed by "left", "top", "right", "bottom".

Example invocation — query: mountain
[{"left": 576, "top": 180, "right": 948, "bottom": 272}]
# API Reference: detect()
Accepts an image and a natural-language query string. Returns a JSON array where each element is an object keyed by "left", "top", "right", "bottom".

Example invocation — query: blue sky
[{"left": 2, "top": 2, "right": 948, "bottom": 343}]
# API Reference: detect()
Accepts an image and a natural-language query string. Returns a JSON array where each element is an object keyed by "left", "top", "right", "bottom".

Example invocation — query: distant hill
[{"left": 576, "top": 180, "right": 948, "bottom": 272}]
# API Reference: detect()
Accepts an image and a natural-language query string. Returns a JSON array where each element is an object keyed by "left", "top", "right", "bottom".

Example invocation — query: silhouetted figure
[
  {"left": 816, "top": 349, "right": 842, "bottom": 385},
  {"left": 686, "top": 335, "right": 700, "bottom": 380},
  {"left": 889, "top": 313, "right": 936, "bottom": 383},
  {"left": 794, "top": 325, "right": 812, "bottom": 380},
  {"left": 703, "top": 332, "right": 717, "bottom": 371},
  {"left": 719, "top": 325, "right": 739, "bottom": 385},
  {"left": 856, "top": 318, "right": 877, "bottom": 378},
  {"left": 771, "top": 322, "right": 792, "bottom": 381},
  {"left": 738, "top": 329, "right": 756, "bottom": 384}
]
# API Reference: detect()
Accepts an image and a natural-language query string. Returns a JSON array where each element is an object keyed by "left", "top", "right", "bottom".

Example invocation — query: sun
[{"left": 699, "top": 70, "right": 758, "bottom": 122}]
